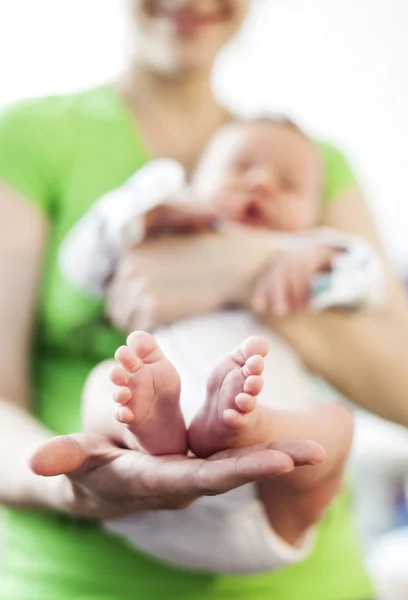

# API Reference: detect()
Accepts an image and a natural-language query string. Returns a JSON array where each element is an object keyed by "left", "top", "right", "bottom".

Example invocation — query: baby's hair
[{"left": 239, "top": 114, "right": 310, "bottom": 140}]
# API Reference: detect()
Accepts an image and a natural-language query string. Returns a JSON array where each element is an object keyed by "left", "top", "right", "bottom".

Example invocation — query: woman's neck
[
  {"left": 117, "top": 63, "right": 232, "bottom": 170},
  {"left": 120, "top": 62, "right": 215, "bottom": 115}
]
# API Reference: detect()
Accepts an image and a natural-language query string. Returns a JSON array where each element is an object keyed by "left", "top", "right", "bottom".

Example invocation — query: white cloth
[
  {"left": 59, "top": 159, "right": 186, "bottom": 297},
  {"left": 305, "top": 228, "right": 386, "bottom": 310},
  {"left": 105, "top": 472, "right": 316, "bottom": 574},
  {"left": 58, "top": 158, "right": 386, "bottom": 573}
]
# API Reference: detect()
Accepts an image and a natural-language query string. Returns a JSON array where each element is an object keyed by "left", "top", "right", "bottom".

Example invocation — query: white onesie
[{"left": 59, "top": 159, "right": 386, "bottom": 574}]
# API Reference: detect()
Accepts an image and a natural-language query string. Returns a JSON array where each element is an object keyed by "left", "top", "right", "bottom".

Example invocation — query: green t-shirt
[{"left": 0, "top": 86, "right": 372, "bottom": 600}]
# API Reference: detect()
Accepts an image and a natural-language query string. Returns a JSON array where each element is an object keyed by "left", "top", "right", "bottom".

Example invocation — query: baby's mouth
[{"left": 242, "top": 201, "right": 262, "bottom": 224}]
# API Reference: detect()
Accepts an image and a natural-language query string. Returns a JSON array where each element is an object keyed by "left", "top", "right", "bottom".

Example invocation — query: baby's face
[{"left": 192, "top": 121, "right": 322, "bottom": 232}]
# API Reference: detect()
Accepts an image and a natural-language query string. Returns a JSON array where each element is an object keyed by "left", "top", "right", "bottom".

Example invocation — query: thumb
[
  {"left": 180, "top": 204, "right": 220, "bottom": 230},
  {"left": 29, "top": 433, "right": 109, "bottom": 478}
]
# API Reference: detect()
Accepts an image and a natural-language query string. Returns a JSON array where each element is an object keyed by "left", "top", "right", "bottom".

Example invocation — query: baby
[
  {"left": 60, "top": 117, "right": 385, "bottom": 573},
  {"left": 61, "top": 117, "right": 384, "bottom": 311}
]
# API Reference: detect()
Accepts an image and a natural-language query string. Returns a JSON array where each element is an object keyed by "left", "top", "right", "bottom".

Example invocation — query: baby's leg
[
  {"left": 188, "top": 335, "right": 352, "bottom": 543},
  {"left": 82, "top": 331, "right": 187, "bottom": 455}
]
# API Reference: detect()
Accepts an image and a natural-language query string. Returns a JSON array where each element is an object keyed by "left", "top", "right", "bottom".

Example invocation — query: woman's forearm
[
  {"left": 107, "top": 226, "right": 275, "bottom": 333},
  {"left": 0, "top": 400, "right": 65, "bottom": 510},
  {"left": 293, "top": 185, "right": 408, "bottom": 426},
  {"left": 273, "top": 309, "right": 408, "bottom": 427},
  {"left": 258, "top": 402, "right": 352, "bottom": 545}
]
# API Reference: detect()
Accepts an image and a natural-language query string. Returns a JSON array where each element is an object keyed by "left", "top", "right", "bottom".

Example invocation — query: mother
[{"left": 0, "top": 1, "right": 407, "bottom": 599}]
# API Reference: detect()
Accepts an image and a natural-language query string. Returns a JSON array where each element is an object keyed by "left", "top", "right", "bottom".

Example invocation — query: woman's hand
[
  {"left": 107, "top": 224, "right": 274, "bottom": 334},
  {"left": 29, "top": 433, "right": 322, "bottom": 519}
]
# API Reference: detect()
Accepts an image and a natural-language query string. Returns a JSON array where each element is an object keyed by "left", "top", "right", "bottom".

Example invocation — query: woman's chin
[{"left": 149, "top": 50, "right": 217, "bottom": 76}]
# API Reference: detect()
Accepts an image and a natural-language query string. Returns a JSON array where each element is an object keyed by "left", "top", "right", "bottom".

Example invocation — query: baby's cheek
[
  {"left": 290, "top": 199, "right": 319, "bottom": 231},
  {"left": 277, "top": 207, "right": 309, "bottom": 232}
]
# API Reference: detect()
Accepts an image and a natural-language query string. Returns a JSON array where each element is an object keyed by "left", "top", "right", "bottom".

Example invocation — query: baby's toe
[
  {"left": 115, "top": 405, "right": 135, "bottom": 424},
  {"left": 113, "top": 386, "right": 132, "bottom": 406},
  {"left": 235, "top": 392, "right": 257, "bottom": 413},
  {"left": 115, "top": 345, "right": 142, "bottom": 373},
  {"left": 126, "top": 331, "right": 162, "bottom": 362},
  {"left": 242, "top": 355, "right": 264, "bottom": 377},
  {"left": 110, "top": 365, "right": 130, "bottom": 387},
  {"left": 223, "top": 408, "right": 252, "bottom": 430},
  {"left": 241, "top": 336, "right": 269, "bottom": 360},
  {"left": 243, "top": 374, "right": 263, "bottom": 397}
]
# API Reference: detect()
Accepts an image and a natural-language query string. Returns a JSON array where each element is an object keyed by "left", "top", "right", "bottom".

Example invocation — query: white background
[{"left": 0, "top": 0, "right": 407, "bottom": 268}]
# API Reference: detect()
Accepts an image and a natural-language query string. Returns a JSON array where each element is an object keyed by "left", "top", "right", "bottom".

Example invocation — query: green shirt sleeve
[
  {"left": 317, "top": 141, "right": 358, "bottom": 204},
  {"left": 0, "top": 98, "right": 64, "bottom": 215}
]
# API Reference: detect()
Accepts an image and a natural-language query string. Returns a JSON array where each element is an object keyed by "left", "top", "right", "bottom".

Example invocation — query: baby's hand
[
  {"left": 251, "top": 245, "right": 338, "bottom": 318},
  {"left": 144, "top": 200, "right": 218, "bottom": 237}
]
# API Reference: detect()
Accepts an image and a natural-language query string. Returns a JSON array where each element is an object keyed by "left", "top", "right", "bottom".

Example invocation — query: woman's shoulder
[
  {"left": 0, "top": 85, "right": 120, "bottom": 132},
  {"left": 0, "top": 86, "right": 124, "bottom": 213},
  {"left": 315, "top": 140, "right": 358, "bottom": 203}
]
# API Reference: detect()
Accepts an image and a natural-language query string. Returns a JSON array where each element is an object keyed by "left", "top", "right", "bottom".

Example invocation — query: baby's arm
[
  {"left": 253, "top": 228, "right": 387, "bottom": 317},
  {"left": 59, "top": 159, "right": 186, "bottom": 297},
  {"left": 306, "top": 227, "right": 387, "bottom": 310}
]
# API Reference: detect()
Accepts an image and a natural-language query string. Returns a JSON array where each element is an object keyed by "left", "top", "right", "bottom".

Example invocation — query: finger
[
  {"left": 300, "top": 265, "right": 315, "bottom": 309},
  {"left": 222, "top": 196, "right": 252, "bottom": 222},
  {"left": 287, "top": 264, "right": 310, "bottom": 312},
  {"left": 170, "top": 203, "right": 220, "bottom": 231},
  {"left": 211, "top": 439, "right": 325, "bottom": 468},
  {"left": 273, "top": 439, "right": 326, "bottom": 466},
  {"left": 285, "top": 257, "right": 315, "bottom": 313},
  {"left": 129, "top": 439, "right": 325, "bottom": 498},
  {"left": 251, "top": 281, "right": 268, "bottom": 315},
  {"left": 30, "top": 436, "right": 89, "bottom": 477},
  {"left": 29, "top": 433, "right": 116, "bottom": 478},
  {"left": 188, "top": 217, "right": 219, "bottom": 233},
  {"left": 268, "top": 268, "right": 288, "bottom": 317},
  {"left": 127, "top": 449, "right": 295, "bottom": 498},
  {"left": 312, "top": 245, "right": 336, "bottom": 272},
  {"left": 95, "top": 440, "right": 325, "bottom": 500},
  {"left": 193, "top": 447, "right": 300, "bottom": 495},
  {"left": 274, "top": 278, "right": 290, "bottom": 317},
  {"left": 193, "top": 203, "right": 220, "bottom": 221}
]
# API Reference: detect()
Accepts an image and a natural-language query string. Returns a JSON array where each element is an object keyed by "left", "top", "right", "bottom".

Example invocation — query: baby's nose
[
  {"left": 248, "top": 165, "right": 268, "bottom": 183},
  {"left": 246, "top": 168, "right": 277, "bottom": 197}
]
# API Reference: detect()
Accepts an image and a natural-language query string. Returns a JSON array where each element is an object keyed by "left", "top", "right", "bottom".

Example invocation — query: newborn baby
[
  {"left": 60, "top": 117, "right": 385, "bottom": 573},
  {"left": 61, "top": 117, "right": 384, "bottom": 312}
]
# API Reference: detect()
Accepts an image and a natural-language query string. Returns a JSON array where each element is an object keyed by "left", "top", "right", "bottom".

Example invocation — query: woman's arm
[
  {"left": 322, "top": 186, "right": 408, "bottom": 316},
  {"left": 107, "top": 224, "right": 275, "bottom": 333},
  {"left": 59, "top": 159, "right": 216, "bottom": 298},
  {"left": 0, "top": 181, "right": 65, "bottom": 510},
  {"left": 270, "top": 187, "right": 408, "bottom": 426},
  {"left": 1, "top": 184, "right": 318, "bottom": 516}
]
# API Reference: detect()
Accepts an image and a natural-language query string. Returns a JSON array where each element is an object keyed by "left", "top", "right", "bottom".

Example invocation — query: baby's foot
[
  {"left": 110, "top": 331, "right": 187, "bottom": 455},
  {"left": 188, "top": 336, "right": 269, "bottom": 458}
]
